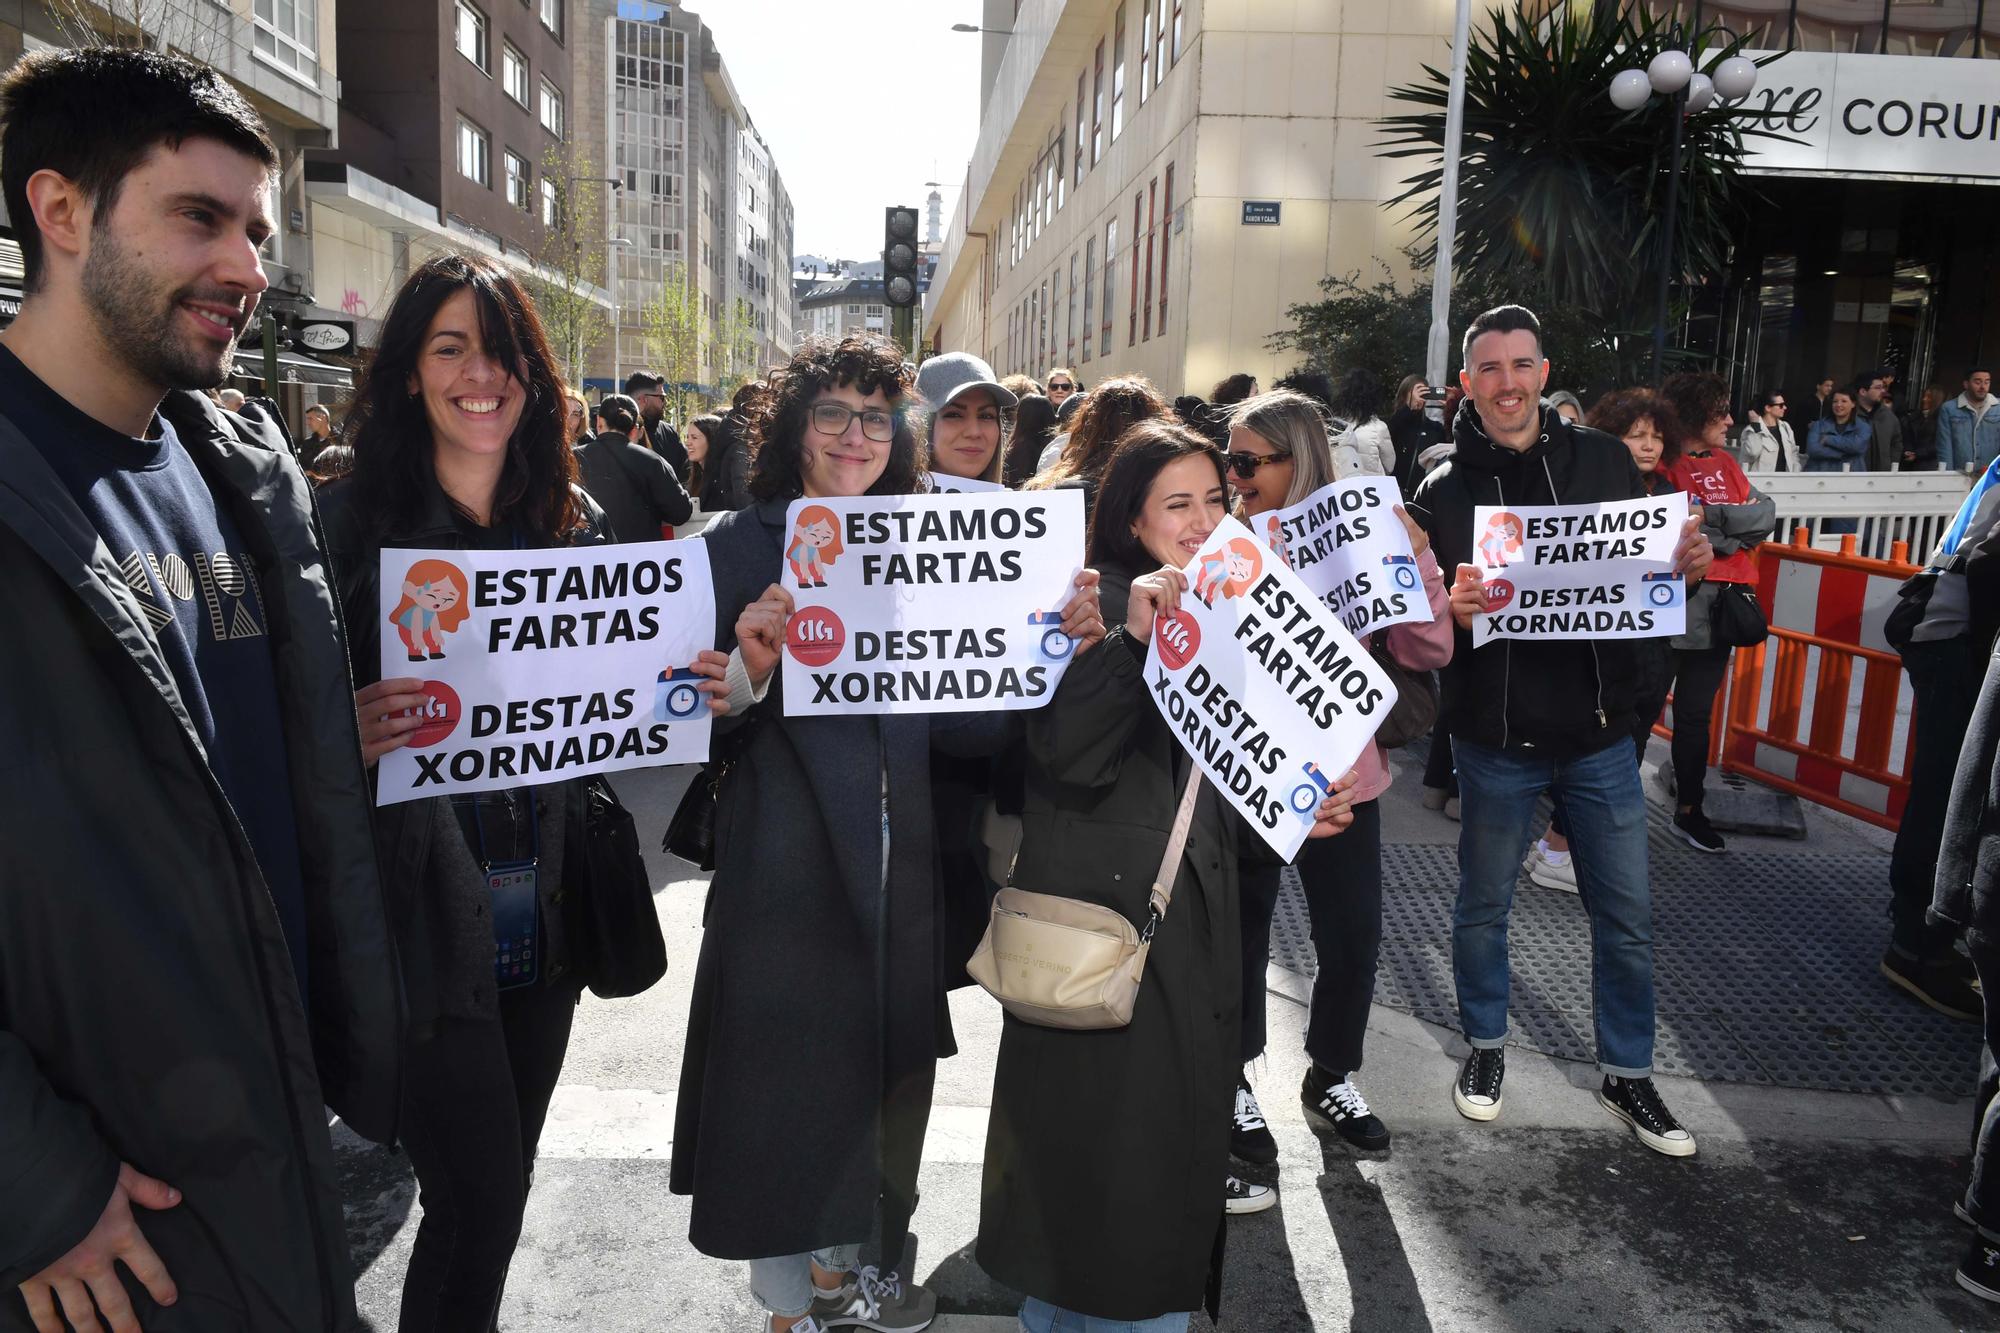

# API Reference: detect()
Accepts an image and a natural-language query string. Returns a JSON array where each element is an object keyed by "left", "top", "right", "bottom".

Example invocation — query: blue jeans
[
  {"left": 1452, "top": 737, "right": 1656, "bottom": 1077},
  {"left": 1019, "top": 1298, "right": 1191, "bottom": 1332},
  {"left": 747, "top": 1244, "right": 862, "bottom": 1318}
]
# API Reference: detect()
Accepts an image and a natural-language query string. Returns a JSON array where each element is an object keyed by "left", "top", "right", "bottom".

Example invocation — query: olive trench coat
[
  {"left": 976, "top": 567, "right": 1240, "bottom": 1322},
  {"left": 670, "top": 498, "right": 1018, "bottom": 1260}
]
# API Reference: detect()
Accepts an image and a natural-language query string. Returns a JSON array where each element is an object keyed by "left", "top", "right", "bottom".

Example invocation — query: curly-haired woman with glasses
[{"left": 671, "top": 335, "right": 1104, "bottom": 1333}]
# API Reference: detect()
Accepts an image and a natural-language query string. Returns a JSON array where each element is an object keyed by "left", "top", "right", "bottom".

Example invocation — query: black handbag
[
  {"left": 1710, "top": 581, "right": 1769, "bottom": 649},
  {"left": 1369, "top": 631, "right": 1439, "bottom": 749},
  {"left": 662, "top": 760, "right": 723, "bottom": 870},
  {"left": 565, "top": 774, "right": 668, "bottom": 999}
]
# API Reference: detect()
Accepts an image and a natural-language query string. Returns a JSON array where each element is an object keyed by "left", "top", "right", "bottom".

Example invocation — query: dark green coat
[{"left": 977, "top": 568, "right": 1239, "bottom": 1321}]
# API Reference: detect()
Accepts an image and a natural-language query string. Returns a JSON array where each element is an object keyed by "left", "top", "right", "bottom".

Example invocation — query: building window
[
  {"left": 539, "top": 0, "right": 563, "bottom": 40},
  {"left": 252, "top": 0, "right": 318, "bottom": 83},
  {"left": 1142, "top": 178, "right": 1157, "bottom": 340},
  {"left": 1055, "top": 131, "right": 1066, "bottom": 211},
  {"left": 539, "top": 78, "right": 564, "bottom": 136},
  {"left": 1075, "top": 73, "right": 1088, "bottom": 186},
  {"left": 1111, "top": 5, "right": 1127, "bottom": 141},
  {"left": 503, "top": 43, "right": 528, "bottom": 105},
  {"left": 1129, "top": 193, "right": 1142, "bottom": 346},
  {"left": 1171, "top": 0, "right": 1185, "bottom": 62},
  {"left": 454, "top": 0, "right": 488, "bottom": 72},
  {"left": 457, "top": 117, "right": 490, "bottom": 185},
  {"left": 1101, "top": 218, "right": 1117, "bottom": 352},
  {"left": 505, "top": 150, "right": 530, "bottom": 209},
  {"left": 1160, "top": 163, "right": 1173, "bottom": 327},
  {"left": 1082, "top": 239, "right": 1096, "bottom": 362},
  {"left": 1091, "top": 40, "right": 1105, "bottom": 164},
  {"left": 1067, "top": 252, "right": 1080, "bottom": 362},
  {"left": 541, "top": 177, "right": 559, "bottom": 228},
  {"left": 1140, "top": 0, "right": 1154, "bottom": 104}
]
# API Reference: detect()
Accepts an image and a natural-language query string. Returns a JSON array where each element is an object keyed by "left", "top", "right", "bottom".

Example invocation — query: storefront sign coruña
[{"left": 1742, "top": 51, "right": 2000, "bottom": 180}]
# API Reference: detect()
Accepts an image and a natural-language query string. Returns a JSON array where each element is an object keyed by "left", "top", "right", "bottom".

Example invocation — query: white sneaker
[
  {"left": 1522, "top": 841, "right": 1578, "bottom": 893},
  {"left": 1224, "top": 1173, "right": 1276, "bottom": 1215}
]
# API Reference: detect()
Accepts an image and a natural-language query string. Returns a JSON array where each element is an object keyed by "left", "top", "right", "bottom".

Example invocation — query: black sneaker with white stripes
[
  {"left": 1301, "top": 1068, "right": 1390, "bottom": 1151},
  {"left": 1597, "top": 1075, "right": 1697, "bottom": 1157},
  {"left": 1452, "top": 1048, "right": 1505, "bottom": 1122},
  {"left": 1230, "top": 1075, "right": 1279, "bottom": 1165}
]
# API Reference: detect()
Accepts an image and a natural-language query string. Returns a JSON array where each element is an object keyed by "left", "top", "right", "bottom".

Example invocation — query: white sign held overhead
[
  {"left": 779, "top": 490, "right": 1087, "bottom": 716},
  {"left": 375, "top": 542, "right": 715, "bottom": 804},
  {"left": 1259, "top": 476, "right": 1435, "bottom": 639},
  {"left": 1145, "top": 516, "right": 1398, "bottom": 862}
]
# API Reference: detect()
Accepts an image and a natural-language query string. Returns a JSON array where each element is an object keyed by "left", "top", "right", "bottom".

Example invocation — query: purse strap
[{"left": 1141, "top": 767, "right": 1205, "bottom": 943}]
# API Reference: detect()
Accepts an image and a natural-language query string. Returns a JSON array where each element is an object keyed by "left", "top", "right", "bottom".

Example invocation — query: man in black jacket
[
  {"left": 1409, "top": 305, "right": 1711, "bottom": 1158},
  {"left": 623, "top": 369, "right": 689, "bottom": 479},
  {"left": 0, "top": 49, "right": 399, "bottom": 1331},
  {"left": 573, "top": 392, "right": 693, "bottom": 541}
]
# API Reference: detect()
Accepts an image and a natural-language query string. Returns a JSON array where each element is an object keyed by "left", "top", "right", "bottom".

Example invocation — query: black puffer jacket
[
  {"left": 1408, "top": 402, "right": 1650, "bottom": 757},
  {"left": 0, "top": 391, "right": 400, "bottom": 1330}
]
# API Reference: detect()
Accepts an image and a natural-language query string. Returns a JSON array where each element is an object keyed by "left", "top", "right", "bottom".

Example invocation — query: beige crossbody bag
[{"left": 965, "top": 769, "right": 1202, "bottom": 1030}]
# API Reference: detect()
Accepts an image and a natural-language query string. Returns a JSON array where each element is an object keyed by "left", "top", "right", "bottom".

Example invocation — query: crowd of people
[{"left": 7, "top": 45, "right": 2000, "bottom": 1333}]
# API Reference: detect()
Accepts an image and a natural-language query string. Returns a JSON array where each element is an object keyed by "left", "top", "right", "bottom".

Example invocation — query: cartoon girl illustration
[
  {"left": 389, "top": 558, "right": 471, "bottom": 661},
  {"left": 787, "top": 504, "right": 844, "bottom": 588},
  {"left": 1265, "top": 514, "right": 1292, "bottom": 569},
  {"left": 1193, "top": 537, "right": 1264, "bottom": 607},
  {"left": 1477, "top": 511, "right": 1525, "bottom": 569}
]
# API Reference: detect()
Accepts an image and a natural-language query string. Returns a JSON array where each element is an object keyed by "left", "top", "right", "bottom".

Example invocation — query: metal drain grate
[{"left": 1271, "top": 837, "right": 1982, "bottom": 1097}]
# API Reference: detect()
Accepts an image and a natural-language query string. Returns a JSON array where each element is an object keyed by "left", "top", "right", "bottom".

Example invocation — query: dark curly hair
[
  {"left": 345, "top": 252, "right": 580, "bottom": 542},
  {"left": 1658, "top": 372, "right": 1730, "bottom": 448},
  {"left": 1586, "top": 388, "right": 1683, "bottom": 467},
  {"left": 745, "top": 335, "right": 922, "bottom": 501},
  {"left": 1028, "top": 375, "right": 1169, "bottom": 490}
]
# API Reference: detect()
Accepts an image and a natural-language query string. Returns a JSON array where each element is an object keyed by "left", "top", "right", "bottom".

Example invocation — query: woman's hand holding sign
[
  {"left": 1672, "top": 514, "right": 1714, "bottom": 585},
  {"left": 1059, "top": 568, "right": 1106, "bottom": 655},
  {"left": 1449, "top": 565, "right": 1487, "bottom": 631},
  {"left": 688, "top": 648, "right": 732, "bottom": 716},
  {"left": 1394, "top": 504, "right": 1430, "bottom": 560},
  {"left": 357, "top": 676, "right": 429, "bottom": 767},
  {"left": 1126, "top": 567, "right": 1189, "bottom": 644},
  {"left": 737, "top": 583, "right": 795, "bottom": 690},
  {"left": 1305, "top": 768, "right": 1362, "bottom": 840}
]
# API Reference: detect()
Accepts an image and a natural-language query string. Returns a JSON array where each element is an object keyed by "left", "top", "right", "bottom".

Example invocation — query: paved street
[{"left": 339, "top": 744, "right": 1993, "bottom": 1331}]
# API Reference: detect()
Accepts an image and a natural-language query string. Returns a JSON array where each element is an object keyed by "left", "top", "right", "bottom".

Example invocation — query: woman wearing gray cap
[{"left": 917, "top": 351, "right": 1016, "bottom": 488}]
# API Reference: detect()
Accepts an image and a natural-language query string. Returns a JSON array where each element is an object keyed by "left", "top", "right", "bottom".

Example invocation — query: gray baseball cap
[{"left": 916, "top": 352, "right": 1018, "bottom": 413}]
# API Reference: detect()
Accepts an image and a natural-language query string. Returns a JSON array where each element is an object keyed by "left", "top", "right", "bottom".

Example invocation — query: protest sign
[
  {"left": 1468, "top": 492, "right": 1691, "bottom": 647},
  {"left": 376, "top": 541, "right": 714, "bottom": 804},
  {"left": 780, "top": 490, "right": 1086, "bottom": 715},
  {"left": 927, "top": 471, "right": 1004, "bottom": 494},
  {"left": 1261, "top": 476, "right": 1434, "bottom": 637},
  {"left": 1145, "top": 516, "right": 1399, "bottom": 861}
]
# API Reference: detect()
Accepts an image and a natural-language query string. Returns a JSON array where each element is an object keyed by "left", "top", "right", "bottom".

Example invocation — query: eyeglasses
[
  {"left": 1225, "top": 450, "right": 1291, "bottom": 479},
  {"left": 810, "top": 402, "right": 898, "bottom": 442},
  {"left": 1048, "top": 381, "right": 1074, "bottom": 392}
]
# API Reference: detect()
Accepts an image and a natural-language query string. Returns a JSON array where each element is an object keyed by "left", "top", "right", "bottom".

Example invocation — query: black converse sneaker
[
  {"left": 1452, "top": 1048, "right": 1504, "bottom": 1122},
  {"left": 1960, "top": 1235, "right": 2000, "bottom": 1303},
  {"left": 1223, "top": 1173, "right": 1276, "bottom": 1215},
  {"left": 1230, "top": 1076, "right": 1279, "bottom": 1165},
  {"left": 1597, "top": 1075, "right": 1697, "bottom": 1157},
  {"left": 1301, "top": 1069, "right": 1391, "bottom": 1151}
]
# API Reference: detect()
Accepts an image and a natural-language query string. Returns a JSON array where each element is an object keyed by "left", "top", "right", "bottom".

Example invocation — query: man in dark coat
[
  {"left": 624, "top": 369, "right": 690, "bottom": 479},
  {"left": 572, "top": 392, "right": 692, "bottom": 541},
  {"left": 0, "top": 48, "right": 399, "bottom": 1331}
]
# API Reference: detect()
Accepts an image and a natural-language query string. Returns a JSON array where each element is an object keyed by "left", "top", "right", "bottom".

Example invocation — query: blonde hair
[{"left": 1228, "top": 389, "right": 1338, "bottom": 512}]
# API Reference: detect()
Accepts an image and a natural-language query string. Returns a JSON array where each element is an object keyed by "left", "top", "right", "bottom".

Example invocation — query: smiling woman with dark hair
[{"left": 322, "top": 250, "right": 728, "bottom": 1329}]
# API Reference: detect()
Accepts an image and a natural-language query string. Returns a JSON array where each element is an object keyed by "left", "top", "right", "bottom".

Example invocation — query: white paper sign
[
  {"left": 1260, "top": 476, "right": 1434, "bottom": 638},
  {"left": 779, "top": 490, "right": 1086, "bottom": 715},
  {"left": 927, "top": 471, "right": 1005, "bottom": 494},
  {"left": 1144, "top": 516, "right": 1399, "bottom": 861},
  {"left": 1468, "top": 492, "right": 1690, "bottom": 648},
  {"left": 375, "top": 541, "right": 714, "bottom": 804}
]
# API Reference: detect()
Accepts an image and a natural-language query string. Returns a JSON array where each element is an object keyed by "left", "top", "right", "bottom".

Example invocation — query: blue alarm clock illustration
[
  {"left": 1289, "top": 761, "right": 1334, "bottom": 817},
  {"left": 655, "top": 666, "right": 705, "bottom": 721},
  {"left": 1641, "top": 571, "right": 1684, "bottom": 609},
  {"left": 1027, "top": 609, "right": 1076, "bottom": 663},
  {"left": 1382, "top": 553, "right": 1420, "bottom": 591}
]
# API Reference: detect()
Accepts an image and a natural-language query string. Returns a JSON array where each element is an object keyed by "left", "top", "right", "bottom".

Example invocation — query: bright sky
[{"left": 689, "top": 0, "right": 986, "bottom": 263}]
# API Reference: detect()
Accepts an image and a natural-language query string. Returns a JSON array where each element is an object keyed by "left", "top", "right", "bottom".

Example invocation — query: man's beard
[
  {"left": 82, "top": 226, "right": 242, "bottom": 391},
  {"left": 643, "top": 407, "right": 662, "bottom": 426}
]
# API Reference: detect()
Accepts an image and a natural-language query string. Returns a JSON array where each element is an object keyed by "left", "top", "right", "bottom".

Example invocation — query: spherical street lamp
[
  {"left": 1647, "top": 48, "right": 1694, "bottom": 93},
  {"left": 1712, "top": 56, "right": 1758, "bottom": 103},
  {"left": 1684, "top": 72, "right": 1716, "bottom": 115},
  {"left": 1610, "top": 68, "right": 1652, "bottom": 111}
]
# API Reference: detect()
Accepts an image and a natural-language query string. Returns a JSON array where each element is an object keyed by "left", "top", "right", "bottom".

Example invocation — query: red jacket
[{"left": 1664, "top": 449, "right": 1757, "bottom": 584}]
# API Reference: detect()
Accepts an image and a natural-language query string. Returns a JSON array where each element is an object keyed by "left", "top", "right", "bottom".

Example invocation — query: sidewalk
[{"left": 339, "top": 756, "right": 1991, "bottom": 1331}]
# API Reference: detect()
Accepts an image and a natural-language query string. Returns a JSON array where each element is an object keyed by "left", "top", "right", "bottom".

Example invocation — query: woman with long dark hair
[
  {"left": 1024, "top": 374, "right": 1169, "bottom": 512},
  {"left": 978, "top": 420, "right": 1355, "bottom": 1332},
  {"left": 325, "top": 252, "right": 726, "bottom": 1330},
  {"left": 672, "top": 334, "right": 1103, "bottom": 1333},
  {"left": 1003, "top": 392, "right": 1058, "bottom": 487}
]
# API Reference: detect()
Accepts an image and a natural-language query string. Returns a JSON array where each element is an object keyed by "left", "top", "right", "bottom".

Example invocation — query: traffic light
[{"left": 883, "top": 205, "right": 920, "bottom": 309}]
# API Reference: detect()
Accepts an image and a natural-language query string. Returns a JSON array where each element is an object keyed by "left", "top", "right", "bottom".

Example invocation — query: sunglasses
[
  {"left": 1048, "top": 381, "right": 1074, "bottom": 392},
  {"left": 1225, "top": 450, "right": 1291, "bottom": 479}
]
